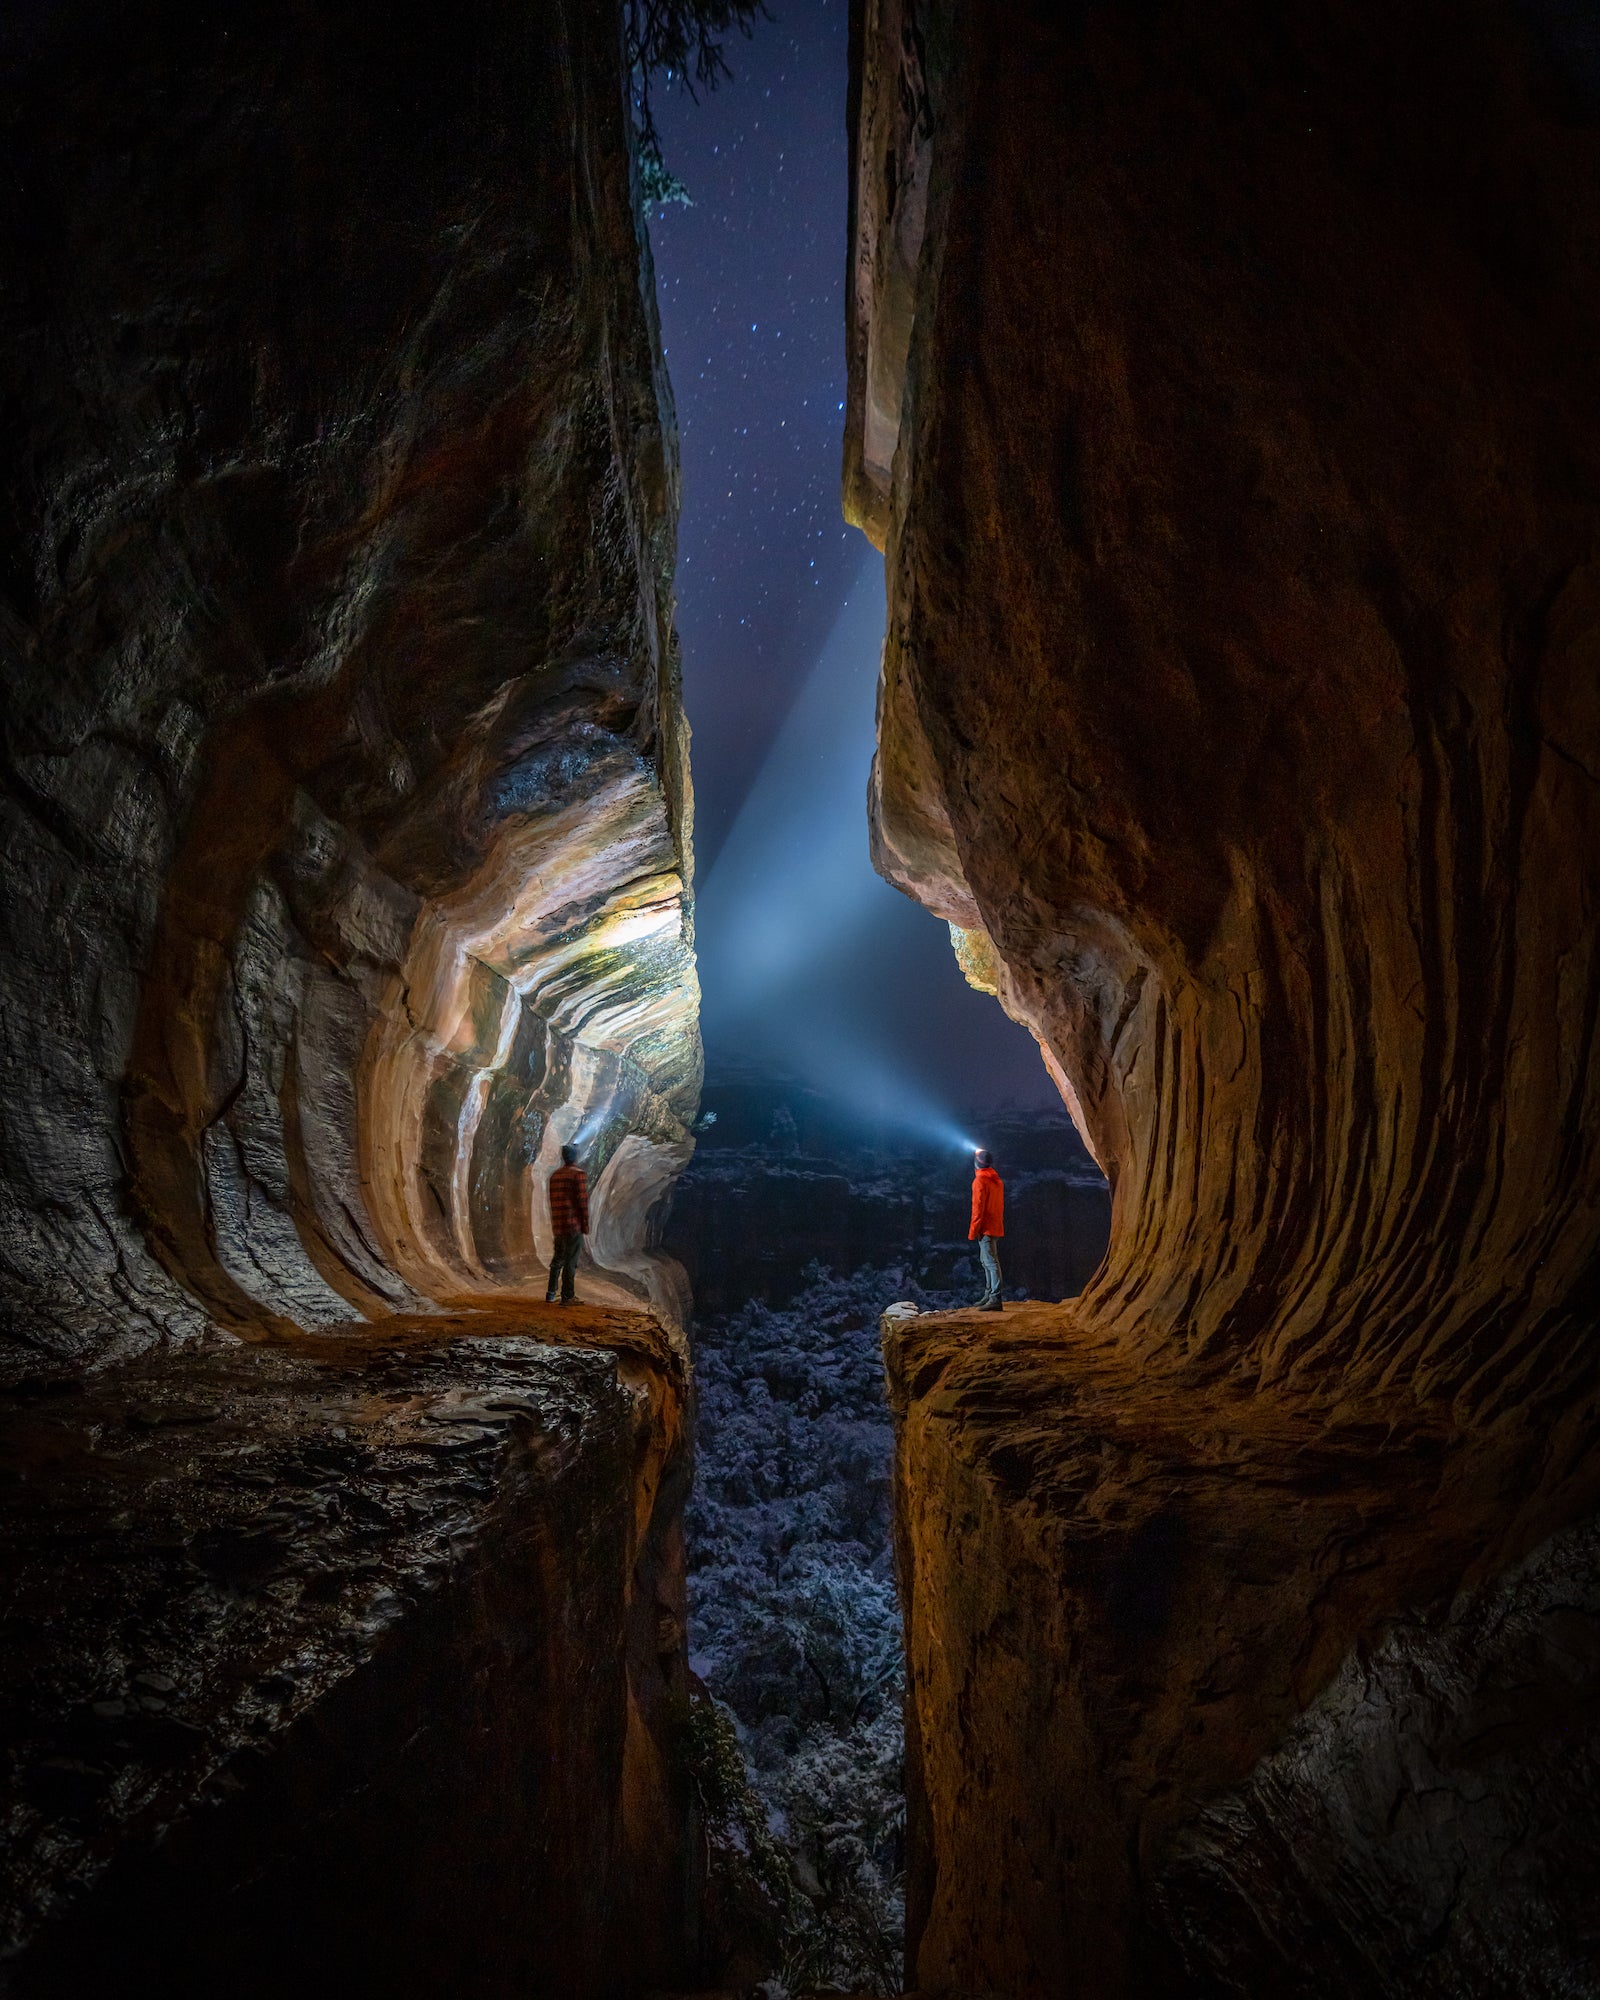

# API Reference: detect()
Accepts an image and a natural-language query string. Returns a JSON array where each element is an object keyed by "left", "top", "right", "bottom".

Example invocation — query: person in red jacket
[
  {"left": 545, "top": 1143, "right": 589, "bottom": 1305},
  {"left": 969, "top": 1148, "right": 1005, "bottom": 1311}
]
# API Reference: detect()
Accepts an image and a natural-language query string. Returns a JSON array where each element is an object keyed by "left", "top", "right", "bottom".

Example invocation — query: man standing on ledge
[
  {"left": 546, "top": 1142, "right": 589, "bottom": 1305},
  {"left": 970, "top": 1147, "right": 1005, "bottom": 1312}
]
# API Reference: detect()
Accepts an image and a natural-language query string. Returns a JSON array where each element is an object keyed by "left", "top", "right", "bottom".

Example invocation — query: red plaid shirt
[{"left": 548, "top": 1163, "right": 589, "bottom": 1236}]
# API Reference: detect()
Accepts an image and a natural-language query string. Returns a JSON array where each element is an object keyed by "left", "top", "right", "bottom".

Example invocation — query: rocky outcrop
[
  {"left": 0, "top": 0, "right": 704, "bottom": 1985},
  {"left": 0, "top": 0, "right": 698, "bottom": 1376},
  {"left": 1154, "top": 1509, "right": 1600, "bottom": 1996},
  {"left": 881, "top": 1306, "right": 1600, "bottom": 1996},
  {"left": 0, "top": 1307, "right": 692, "bottom": 1997},
  {"left": 851, "top": 0, "right": 1600, "bottom": 1990}
]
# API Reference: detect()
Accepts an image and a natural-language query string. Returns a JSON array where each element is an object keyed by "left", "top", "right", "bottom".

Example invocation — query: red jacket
[
  {"left": 548, "top": 1163, "right": 589, "bottom": 1236},
  {"left": 969, "top": 1165, "right": 1004, "bottom": 1239}
]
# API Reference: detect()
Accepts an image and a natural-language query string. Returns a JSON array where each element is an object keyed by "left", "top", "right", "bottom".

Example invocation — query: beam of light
[
  {"left": 697, "top": 557, "right": 890, "bottom": 1019},
  {"left": 695, "top": 553, "right": 985, "bottom": 1150},
  {"left": 777, "top": 1012, "right": 981, "bottom": 1154}
]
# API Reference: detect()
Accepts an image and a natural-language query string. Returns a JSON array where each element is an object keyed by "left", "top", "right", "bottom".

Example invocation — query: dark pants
[
  {"left": 546, "top": 1231, "right": 582, "bottom": 1303},
  {"left": 977, "top": 1233, "right": 1003, "bottom": 1304}
]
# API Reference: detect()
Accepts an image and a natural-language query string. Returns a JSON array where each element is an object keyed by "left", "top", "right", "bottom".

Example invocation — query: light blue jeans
[{"left": 978, "top": 1234, "right": 1003, "bottom": 1304}]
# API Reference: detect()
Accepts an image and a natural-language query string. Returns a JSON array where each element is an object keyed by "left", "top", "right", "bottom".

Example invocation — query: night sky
[{"left": 648, "top": 0, "right": 1059, "bottom": 1125}]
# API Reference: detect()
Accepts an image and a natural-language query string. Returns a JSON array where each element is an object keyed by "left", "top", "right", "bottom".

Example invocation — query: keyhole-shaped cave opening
[
  {"left": 14, "top": 0, "right": 1592, "bottom": 1993},
  {"left": 641, "top": 10, "right": 1110, "bottom": 1986}
]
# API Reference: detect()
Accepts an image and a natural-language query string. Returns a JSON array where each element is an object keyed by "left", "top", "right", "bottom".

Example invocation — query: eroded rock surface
[
  {"left": 0, "top": 0, "right": 698, "bottom": 1374},
  {"left": 1155, "top": 1511, "right": 1600, "bottom": 1996},
  {"left": 850, "top": 0, "right": 1600, "bottom": 1990},
  {"left": 882, "top": 1305, "right": 1600, "bottom": 1995},
  {"left": 0, "top": 0, "right": 705, "bottom": 1985},
  {"left": 0, "top": 1308, "right": 690, "bottom": 1996}
]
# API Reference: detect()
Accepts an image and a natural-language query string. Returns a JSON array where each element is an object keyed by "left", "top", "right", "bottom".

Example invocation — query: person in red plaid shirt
[{"left": 545, "top": 1143, "right": 589, "bottom": 1304}]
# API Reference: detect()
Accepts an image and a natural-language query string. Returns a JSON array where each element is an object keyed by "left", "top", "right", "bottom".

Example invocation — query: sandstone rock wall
[
  {"left": 850, "top": 0, "right": 1600, "bottom": 1989},
  {"left": 1, "top": 1308, "right": 693, "bottom": 1997},
  {"left": 0, "top": 2, "right": 706, "bottom": 1987},
  {"left": 1153, "top": 1509, "right": 1600, "bottom": 1996},
  {"left": 0, "top": 0, "right": 699, "bottom": 1376}
]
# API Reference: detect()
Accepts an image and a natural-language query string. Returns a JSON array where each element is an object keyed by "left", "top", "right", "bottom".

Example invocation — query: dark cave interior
[{"left": 1, "top": 1, "right": 1598, "bottom": 1997}]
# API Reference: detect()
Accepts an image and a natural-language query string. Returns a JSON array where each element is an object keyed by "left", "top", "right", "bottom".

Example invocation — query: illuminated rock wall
[
  {"left": 0, "top": 0, "right": 698, "bottom": 1376},
  {"left": 0, "top": 4, "right": 702, "bottom": 1987},
  {"left": 849, "top": 0, "right": 1600, "bottom": 1989}
]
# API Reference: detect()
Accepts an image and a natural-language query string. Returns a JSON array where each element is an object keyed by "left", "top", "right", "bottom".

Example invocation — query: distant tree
[{"left": 625, "top": 0, "right": 766, "bottom": 201}]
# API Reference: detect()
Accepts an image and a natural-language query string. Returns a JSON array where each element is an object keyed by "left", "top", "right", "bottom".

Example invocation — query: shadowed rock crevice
[{"left": 849, "top": 0, "right": 1600, "bottom": 1990}]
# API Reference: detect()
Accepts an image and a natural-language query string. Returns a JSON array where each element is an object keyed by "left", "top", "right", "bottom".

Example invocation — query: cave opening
[
  {"left": 640, "top": 4, "right": 1109, "bottom": 1987},
  {"left": 2, "top": 0, "right": 1597, "bottom": 1995},
  {"left": 647, "top": 1, "right": 1063, "bottom": 1141}
]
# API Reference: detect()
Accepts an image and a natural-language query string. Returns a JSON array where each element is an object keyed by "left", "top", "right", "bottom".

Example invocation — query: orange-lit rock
[
  {"left": 851, "top": 0, "right": 1600, "bottom": 1989},
  {"left": 0, "top": 0, "right": 703, "bottom": 1988},
  {"left": 359, "top": 762, "right": 697, "bottom": 1328},
  {"left": 0, "top": 0, "right": 698, "bottom": 1375}
]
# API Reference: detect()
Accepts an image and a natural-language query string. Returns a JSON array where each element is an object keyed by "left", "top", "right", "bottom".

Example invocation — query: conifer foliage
[{"left": 625, "top": 0, "right": 765, "bottom": 153}]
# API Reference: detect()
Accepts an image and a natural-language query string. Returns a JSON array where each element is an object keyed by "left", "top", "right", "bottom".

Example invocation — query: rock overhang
[
  {"left": 851, "top": 0, "right": 1600, "bottom": 1987},
  {"left": 0, "top": 0, "right": 703, "bottom": 1369}
]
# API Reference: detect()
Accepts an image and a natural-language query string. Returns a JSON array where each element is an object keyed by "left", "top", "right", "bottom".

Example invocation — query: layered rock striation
[
  {"left": 0, "top": 0, "right": 699, "bottom": 1375},
  {"left": 0, "top": 1, "right": 705, "bottom": 1986},
  {"left": 850, "top": 0, "right": 1600, "bottom": 1990}
]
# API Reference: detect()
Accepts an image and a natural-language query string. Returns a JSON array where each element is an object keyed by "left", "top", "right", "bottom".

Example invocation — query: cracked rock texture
[
  {"left": 0, "top": 1308, "right": 691, "bottom": 1997},
  {"left": 0, "top": 0, "right": 698, "bottom": 1375},
  {"left": 851, "top": 0, "right": 1600, "bottom": 1990},
  {"left": 0, "top": 0, "right": 705, "bottom": 1987},
  {"left": 1154, "top": 1512, "right": 1600, "bottom": 1996}
]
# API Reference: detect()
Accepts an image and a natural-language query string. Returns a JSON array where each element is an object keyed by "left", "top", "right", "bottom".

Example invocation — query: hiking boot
[{"left": 979, "top": 1298, "right": 1004, "bottom": 1312}]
